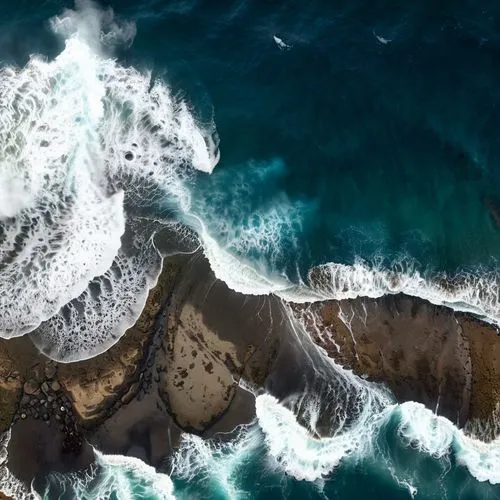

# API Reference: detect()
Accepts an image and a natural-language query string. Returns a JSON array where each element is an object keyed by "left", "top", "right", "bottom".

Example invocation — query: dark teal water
[
  {"left": 4, "top": 0, "right": 500, "bottom": 498},
  {"left": 171, "top": 423, "right": 499, "bottom": 500},
  {"left": 117, "top": 0, "right": 500, "bottom": 278}
]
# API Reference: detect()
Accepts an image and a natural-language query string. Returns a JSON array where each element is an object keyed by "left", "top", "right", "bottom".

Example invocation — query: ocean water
[{"left": 1, "top": 0, "right": 500, "bottom": 498}]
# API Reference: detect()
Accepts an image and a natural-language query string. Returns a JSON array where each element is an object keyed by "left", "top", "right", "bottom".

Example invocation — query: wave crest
[{"left": 0, "top": 2, "right": 218, "bottom": 357}]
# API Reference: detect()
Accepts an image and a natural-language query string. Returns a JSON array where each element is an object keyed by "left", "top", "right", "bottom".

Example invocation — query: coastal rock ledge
[
  {"left": 1, "top": 254, "right": 500, "bottom": 494},
  {"left": 295, "top": 293, "right": 500, "bottom": 438}
]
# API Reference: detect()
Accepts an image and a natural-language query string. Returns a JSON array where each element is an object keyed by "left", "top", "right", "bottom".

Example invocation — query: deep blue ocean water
[
  {"left": 129, "top": 0, "right": 500, "bottom": 276},
  {"left": 2, "top": 0, "right": 500, "bottom": 498}
]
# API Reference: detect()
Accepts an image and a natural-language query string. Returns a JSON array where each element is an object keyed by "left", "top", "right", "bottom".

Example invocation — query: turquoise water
[{"left": 1, "top": 0, "right": 500, "bottom": 498}]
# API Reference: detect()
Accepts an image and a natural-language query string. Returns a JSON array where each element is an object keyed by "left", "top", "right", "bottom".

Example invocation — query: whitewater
[
  {"left": 168, "top": 307, "right": 500, "bottom": 497},
  {"left": 1, "top": 0, "right": 500, "bottom": 362},
  {"left": 0, "top": 1, "right": 499, "bottom": 498}
]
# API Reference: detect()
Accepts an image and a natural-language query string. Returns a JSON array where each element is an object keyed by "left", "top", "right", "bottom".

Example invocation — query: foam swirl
[{"left": 0, "top": 1, "right": 218, "bottom": 358}]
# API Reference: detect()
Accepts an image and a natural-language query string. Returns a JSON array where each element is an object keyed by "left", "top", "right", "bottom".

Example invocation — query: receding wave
[{"left": 29, "top": 221, "right": 163, "bottom": 362}]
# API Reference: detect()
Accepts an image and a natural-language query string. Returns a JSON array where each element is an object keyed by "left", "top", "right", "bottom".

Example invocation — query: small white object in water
[
  {"left": 273, "top": 35, "right": 291, "bottom": 50},
  {"left": 373, "top": 31, "right": 391, "bottom": 44}
]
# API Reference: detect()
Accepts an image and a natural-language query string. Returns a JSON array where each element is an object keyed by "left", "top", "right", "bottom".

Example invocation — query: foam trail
[{"left": 42, "top": 450, "right": 175, "bottom": 499}]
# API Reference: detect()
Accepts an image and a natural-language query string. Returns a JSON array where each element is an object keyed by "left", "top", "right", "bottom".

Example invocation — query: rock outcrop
[{"left": 295, "top": 293, "right": 500, "bottom": 433}]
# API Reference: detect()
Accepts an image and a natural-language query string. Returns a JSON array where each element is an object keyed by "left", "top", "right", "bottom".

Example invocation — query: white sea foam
[
  {"left": 170, "top": 382, "right": 500, "bottom": 493},
  {"left": 397, "top": 402, "right": 455, "bottom": 459},
  {"left": 189, "top": 160, "right": 500, "bottom": 326},
  {"left": 201, "top": 229, "right": 500, "bottom": 326},
  {"left": 43, "top": 449, "right": 175, "bottom": 499},
  {"left": 185, "top": 158, "right": 317, "bottom": 296},
  {"left": 307, "top": 260, "right": 500, "bottom": 326},
  {"left": 387, "top": 467, "right": 418, "bottom": 499},
  {"left": 0, "top": 1, "right": 218, "bottom": 356},
  {"left": 196, "top": 226, "right": 291, "bottom": 295},
  {"left": 0, "top": 26, "right": 125, "bottom": 337},
  {"left": 273, "top": 35, "right": 292, "bottom": 50},
  {"left": 93, "top": 451, "right": 176, "bottom": 499},
  {"left": 373, "top": 31, "right": 392, "bottom": 44},
  {"left": 251, "top": 306, "right": 392, "bottom": 481},
  {"left": 395, "top": 401, "right": 500, "bottom": 484},
  {"left": 256, "top": 388, "right": 500, "bottom": 486},
  {"left": 256, "top": 393, "right": 363, "bottom": 481},
  {"left": 171, "top": 427, "right": 259, "bottom": 498},
  {"left": 254, "top": 307, "right": 500, "bottom": 487},
  {"left": 455, "top": 435, "right": 500, "bottom": 484}
]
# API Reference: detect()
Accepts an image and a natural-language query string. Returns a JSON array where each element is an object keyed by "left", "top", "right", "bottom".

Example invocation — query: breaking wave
[
  {"left": 0, "top": 1, "right": 218, "bottom": 360},
  {"left": 198, "top": 220, "right": 500, "bottom": 327},
  {"left": 307, "top": 260, "right": 500, "bottom": 326},
  {"left": 170, "top": 426, "right": 261, "bottom": 499},
  {"left": 40, "top": 449, "right": 175, "bottom": 499}
]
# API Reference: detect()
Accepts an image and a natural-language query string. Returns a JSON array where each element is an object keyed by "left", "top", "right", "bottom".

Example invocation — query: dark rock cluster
[{"left": 13, "top": 364, "right": 84, "bottom": 454}]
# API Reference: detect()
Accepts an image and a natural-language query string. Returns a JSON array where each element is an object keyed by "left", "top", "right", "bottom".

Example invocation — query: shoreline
[
  {"left": 294, "top": 293, "right": 500, "bottom": 435},
  {"left": 1, "top": 251, "right": 500, "bottom": 494}
]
